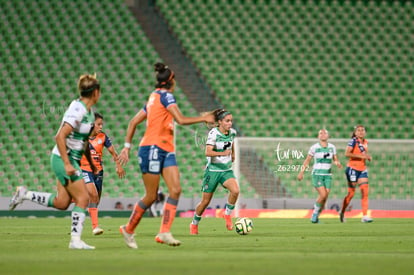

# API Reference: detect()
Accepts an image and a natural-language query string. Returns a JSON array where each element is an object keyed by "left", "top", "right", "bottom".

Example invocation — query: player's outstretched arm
[{"left": 168, "top": 105, "right": 214, "bottom": 125}]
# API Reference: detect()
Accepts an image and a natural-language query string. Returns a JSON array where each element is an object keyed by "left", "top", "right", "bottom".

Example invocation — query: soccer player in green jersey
[
  {"left": 297, "top": 129, "right": 342, "bottom": 223},
  {"left": 190, "top": 109, "right": 239, "bottom": 234},
  {"left": 9, "top": 74, "right": 101, "bottom": 249}
]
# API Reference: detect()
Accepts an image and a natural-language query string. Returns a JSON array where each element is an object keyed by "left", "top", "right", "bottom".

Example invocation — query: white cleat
[
  {"left": 9, "top": 186, "right": 27, "bottom": 211},
  {"left": 361, "top": 216, "right": 374, "bottom": 223},
  {"left": 119, "top": 225, "right": 138, "bottom": 249},
  {"left": 92, "top": 227, "right": 104, "bottom": 236},
  {"left": 155, "top": 232, "right": 181, "bottom": 246},
  {"left": 68, "top": 239, "right": 95, "bottom": 250}
]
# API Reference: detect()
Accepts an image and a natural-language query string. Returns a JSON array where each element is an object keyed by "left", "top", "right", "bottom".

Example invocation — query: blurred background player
[
  {"left": 117, "top": 62, "right": 215, "bottom": 248},
  {"left": 80, "top": 112, "right": 125, "bottom": 235},
  {"left": 340, "top": 125, "right": 373, "bottom": 223},
  {"left": 190, "top": 109, "right": 239, "bottom": 235},
  {"left": 9, "top": 73, "right": 101, "bottom": 249},
  {"left": 297, "top": 129, "right": 342, "bottom": 223}
]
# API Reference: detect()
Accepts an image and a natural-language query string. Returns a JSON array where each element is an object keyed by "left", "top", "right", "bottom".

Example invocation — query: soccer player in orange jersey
[
  {"left": 117, "top": 62, "right": 215, "bottom": 248},
  {"left": 80, "top": 112, "right": 125, "bottom": 235},
  {"left": 340, "top": 125, "right": 373, "bottom": 223}
]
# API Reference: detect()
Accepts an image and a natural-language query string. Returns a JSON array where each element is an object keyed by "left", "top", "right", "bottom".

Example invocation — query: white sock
[
  {"left": 313, "top": 204, "right": 321, "bottom": 215},
  {"left": 71, "top": 211, "right": 86, "bottom": 239},
  {"left": 25, "top": 191, "right": 52, "bottom": 207}
]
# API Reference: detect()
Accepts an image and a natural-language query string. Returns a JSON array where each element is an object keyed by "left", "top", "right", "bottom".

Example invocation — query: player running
[
  {"left": 80, "top": 112, "right": 125, "bottom": 235},
  {"left": 339, "top": 125, "right": 373, "bottom": 223},
  {"left": 9, "top": 74, "right": 101, "bottom": 249},
  {"left": 117, "top": 62, "right": 215, "bottom": 248},
  {"left": 297, "top": 129, "right": 342, "bottom": 223},
  {"left": 190, "top": 109, "right": 239, "bottom": 235}
]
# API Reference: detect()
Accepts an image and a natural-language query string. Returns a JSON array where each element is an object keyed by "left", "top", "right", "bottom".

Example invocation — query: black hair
[
  {"left": 94, "top": 112, "right": 103, "bottom": 120},
  {"left": 154, "top": 62, "right": 174, "bottom": 89}
]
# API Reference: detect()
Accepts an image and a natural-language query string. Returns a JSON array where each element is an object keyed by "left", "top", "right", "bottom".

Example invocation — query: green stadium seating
[
  {"left": 2, "top": 0, "right": 414, "bottom": 200},
  {"left": 0, "top": 0, "right": 221, "bottom": 199}
]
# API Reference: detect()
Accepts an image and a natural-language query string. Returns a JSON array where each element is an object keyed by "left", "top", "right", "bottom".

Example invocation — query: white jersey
[
  {"left": 308, "top": 142, "right": 337, "bottom": 176},
  {"left": 205, "top": 127, "right": 237, "bottom": 172},
  {"left": 52, "top": 99, "right": 95, "bottom": 161}
]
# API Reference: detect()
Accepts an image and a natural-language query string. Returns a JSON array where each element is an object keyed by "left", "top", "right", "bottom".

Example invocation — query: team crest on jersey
[{"left": 97, "top": 139, "right": 102, "bottom": 145}]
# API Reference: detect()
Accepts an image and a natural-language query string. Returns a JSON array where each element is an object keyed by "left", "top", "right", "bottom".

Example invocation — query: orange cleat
[
  {"left": 224, "top": 215, "right": 233, "bottom": 231},
  {"left": 189, "top": 223, "right": 198, "bottom": 235}
]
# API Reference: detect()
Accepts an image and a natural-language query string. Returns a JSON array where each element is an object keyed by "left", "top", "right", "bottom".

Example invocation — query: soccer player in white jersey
[
  {"left": 297, "top": 129, "right": 342, "bottom": 223},
  {"left": 190, "top": 109, "right": 239, "bottom": 235},
  {"left": 9, "top": 74, "right": 101, "bottom": 249}
]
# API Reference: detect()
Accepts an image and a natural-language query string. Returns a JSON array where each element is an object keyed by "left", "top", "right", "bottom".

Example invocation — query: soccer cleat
[
  {"left": 92, "top": 227, "right": 104, "bottom": 235},
  {"left": 155, "top": 232, "right": 181, "bottom": 246},
  {"left": 9, "top": 186, "right": 27, "bottom": 211},
  {"left": 189, "top": 224, "right": 198, "bottom": 235},
  {"left": 361, "top": 216, "right": 373, "bottom": 223},
  {"left": 68, "top": 239, "right": 95, "bottom": 250},
  {"left": 339, "top": 212, "right": 345, "bottom": 223},
  {"left": 119, "top": 225, "right": 138, "bottom": 249},
  {"left": 224, "top": 214, "right": 233, "bottom": 230},
  {"left": 310, "top": 212, "right": 319, "bottom": 223}
]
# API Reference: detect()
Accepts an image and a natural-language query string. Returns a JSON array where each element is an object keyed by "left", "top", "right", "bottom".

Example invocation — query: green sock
[
  {"left": 225, "top": 203, "right": 235, "bottom": 215},
  {"left": 192, "top": 214, "right": 202, "bottom": 225},
  {"left": 47, "top": 194, "right": 56, "bottom": 207},
  {"left": 313, "top": 202, "right": 322, "bottom": 215}
]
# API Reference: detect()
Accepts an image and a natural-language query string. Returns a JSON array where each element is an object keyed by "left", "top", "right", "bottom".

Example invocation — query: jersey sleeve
[
  {"left": 347, "top": 138, "right": 356, "bottom": 148},
  {"left": 308, "top": 144, "right": 316, "bottom": 156},
  {"left": 206, "top": 129, "right": 217, "bottom": 146},
  {"left": 160, "top": 92, "right": 177, "bottom": 108},
  {"left": 230, "top": 128, "right": 237, "bottom": 136},
  {"left": 104, "top": 133, "right": 113, "bottom": 148},
  {"left": 62, "top": 101, "right": 85, "bottom": 129}
]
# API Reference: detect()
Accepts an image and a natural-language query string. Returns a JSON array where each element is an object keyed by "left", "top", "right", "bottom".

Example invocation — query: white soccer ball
[{"left": 234, "top": 217, "right": 253, "bottom": 235}]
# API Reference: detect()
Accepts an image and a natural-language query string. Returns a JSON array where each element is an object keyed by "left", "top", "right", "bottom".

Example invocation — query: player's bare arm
[{"left": 168, "top": 105, "right": 215, "bottom": 125}]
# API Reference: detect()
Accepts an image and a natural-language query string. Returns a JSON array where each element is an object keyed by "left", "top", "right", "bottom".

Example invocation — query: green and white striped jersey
[
  {"left": 205, "top": 127, "right": 237, "bottom": 172},
  {"left": 308, "top": 142, "right": 337, "bottom": 176},
  {"left": 52, "top": 99, "right": 95, "bottom": 161}
]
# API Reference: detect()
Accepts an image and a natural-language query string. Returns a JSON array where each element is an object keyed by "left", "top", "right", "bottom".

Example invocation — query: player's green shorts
[
  {"left": 312, "top": 174, "right": 332, "bottom": 189},
  {"left": 51, "top": 154, "right": 83, "bottom": 186},
  {"left": 201, "top": 169, "right": 236, "bottom": 193}
]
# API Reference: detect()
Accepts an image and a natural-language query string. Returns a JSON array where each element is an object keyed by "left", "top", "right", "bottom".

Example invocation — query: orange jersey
[
  {"left": 346, "top": 137, "right": 368, "bottom": 171},
  {"left": 140, "top": 89, "right": 177, "bottom": 152},
  {"left": 80, "top": 132, "right": 113, "bottom": 172}
]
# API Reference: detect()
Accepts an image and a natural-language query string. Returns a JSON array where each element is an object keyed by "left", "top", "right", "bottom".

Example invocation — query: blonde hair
[{"left": 78, "top": 73, "right": 100, "bottom": 97}]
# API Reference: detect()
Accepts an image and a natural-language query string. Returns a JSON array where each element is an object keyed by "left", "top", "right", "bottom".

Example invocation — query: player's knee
[
  {"left": 53, "top": 199, "right": 71, "bottom": 210},
  {"left": 168, "top": 185, "right": 181, "bottom": 198},
  {"left": 89, "top": 195, "right": 99, "bottom": 204},
  {"left": 232, "top": 187, "right": 240, "bottom": 197}
]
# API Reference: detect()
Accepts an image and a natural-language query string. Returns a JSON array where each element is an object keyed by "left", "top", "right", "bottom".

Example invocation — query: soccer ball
[{"left": 234, "top": 217, "right": 253, "bottom": 235}]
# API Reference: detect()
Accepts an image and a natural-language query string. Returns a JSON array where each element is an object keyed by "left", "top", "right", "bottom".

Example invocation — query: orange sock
[
  {"left": 159, "top": 199, "right": 178, "bottom": 233},
  {"left": 360, "top": 184, "right": 369, "bottom": 215},
  {"left": 341, "top": 187, "right": 355, "bottom": 213},
  {"left": 126, "top": 201, "right": 147, "bottom": 234},
  {"left": 88, "top": 207, "right": 99, "bottom": 229}
]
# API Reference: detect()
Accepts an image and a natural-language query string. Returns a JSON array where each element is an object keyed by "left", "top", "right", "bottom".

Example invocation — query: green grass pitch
[{"left": 1, "top": 217, "right": 413, "bottom": 275}]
